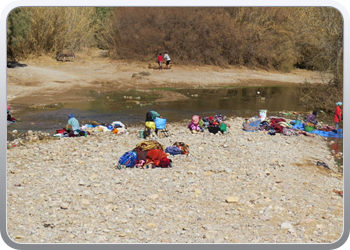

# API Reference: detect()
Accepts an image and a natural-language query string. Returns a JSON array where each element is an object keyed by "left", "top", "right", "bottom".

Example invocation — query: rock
[
  {"left": 226, "top": 197, "right": 239, "bottom": 203},
  {"left": 6, "top": 117, "right": 343, "bottom": 243},
  {"left": 81, "top": 199, "right": 90, "bottom": 205},
  {"left": 60, "top": 203, "right": 69, "bottom": 209}
]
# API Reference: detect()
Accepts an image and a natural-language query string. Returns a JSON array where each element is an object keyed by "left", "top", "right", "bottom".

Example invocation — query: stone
[{"left": 226, "top": 197, "right": 240, "bottom": 203}]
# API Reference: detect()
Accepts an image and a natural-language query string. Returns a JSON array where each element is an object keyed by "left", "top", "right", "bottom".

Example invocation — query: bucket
[
  {"left": 259, "top": 109, "right": 267, "bottom": 121},
  {"left": 139, "top": 130, "right": 145, "bottom": 139},
  {"left": 295, "top": 120, "right": 301, "bottom": 125},
  {"left": 305, "top": 126, "right": 314, "bottom": 132}
]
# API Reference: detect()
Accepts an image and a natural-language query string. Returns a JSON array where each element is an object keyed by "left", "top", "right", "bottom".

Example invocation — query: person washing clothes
[
  {"left": 66, "top": 113, "right": 80, "bottom": 132},
  {"left": 334, "top": 102, "right": 342, "bottom": 133},
  {"left": 305, "top": 110, "right": 318, "bottom": 126},
  {"left": 145, "top": 111, "right": 162, "bottom": 138}
]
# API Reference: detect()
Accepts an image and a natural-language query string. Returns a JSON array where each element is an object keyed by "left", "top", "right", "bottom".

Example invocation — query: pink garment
[
  {"left": 192, "top": 115, "right": 200, "bottom": 125},
  {"left": 188, "top": 122, "right": 200, "bottom": 131},
  {"left": 7, "top": 105, "right": 10, "bottom": 110}
]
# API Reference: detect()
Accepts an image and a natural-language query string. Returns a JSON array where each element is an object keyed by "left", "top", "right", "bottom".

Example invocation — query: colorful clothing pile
[
  {"left": 243, "top": 117, "right": 300, "bottom": 136},
  {"left": 189, "top": 113, "right": 228, "bottom": 134},
  {"left": 124, "top": 140, "right": 172, "bottom": 168}
]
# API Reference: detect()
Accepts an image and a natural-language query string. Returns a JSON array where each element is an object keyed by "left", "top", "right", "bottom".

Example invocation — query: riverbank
[
  {"left": 6, "top": 117, "right": 343, "bottom": 244},
  {"left": 7, "top": 48, "right": 331, "bottom": 115}
]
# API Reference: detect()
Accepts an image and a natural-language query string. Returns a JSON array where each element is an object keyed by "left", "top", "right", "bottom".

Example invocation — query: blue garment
[
  {"left": 68, "top": 117, "right": 80, "bottom": 131},
  {"left": 165, "top": 146, "right": 182, "bottom": 155},
  {"left": 291, "top": 120, "right": 342, "bottom": 138}
]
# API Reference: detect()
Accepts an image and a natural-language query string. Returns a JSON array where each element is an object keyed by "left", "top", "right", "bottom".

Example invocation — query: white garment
[{"left": 164, "top": 53, "right": 171, "bottom": 61}]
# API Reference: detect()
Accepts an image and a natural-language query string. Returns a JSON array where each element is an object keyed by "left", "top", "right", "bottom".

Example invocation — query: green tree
[{"left": 7, "top": 7, "right": 32, "bottom": 59}]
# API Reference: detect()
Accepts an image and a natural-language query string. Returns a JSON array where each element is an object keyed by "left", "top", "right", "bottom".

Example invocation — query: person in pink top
[
  {"left": 157, "top": 53, "right": 163, "bottom": 70},
  {"left": 334, "top": 102, "right": 342, "bottom": 133}
]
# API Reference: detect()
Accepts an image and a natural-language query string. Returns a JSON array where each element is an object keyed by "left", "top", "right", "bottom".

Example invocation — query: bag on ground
[{"left": 118, "top": 151, "right": 138, "bottom": 168}]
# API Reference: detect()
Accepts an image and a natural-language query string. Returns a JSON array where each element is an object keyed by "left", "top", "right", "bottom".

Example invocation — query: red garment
[
  {"left": 270, "top": 118, "right": 286, "bottom": 124},
  {"left": 159, "top": 158, "right": 171, "bottom": 168},
  {"left": 334, "top": 106, "right": 342, "bottom": 123},
  {"left": 158, "top": 55, "right": 163, "bottom": 62},
  {"left": 146, "top": 149, "right": 167, "bottom": 166}
]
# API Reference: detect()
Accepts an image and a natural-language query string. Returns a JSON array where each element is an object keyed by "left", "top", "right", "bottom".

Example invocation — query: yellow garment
[
  {"left": 135, "top": 140, "right": 165, "bottom": 151},
  {"left": 145, "top": 121, "right": 156, "bottom": 130}
]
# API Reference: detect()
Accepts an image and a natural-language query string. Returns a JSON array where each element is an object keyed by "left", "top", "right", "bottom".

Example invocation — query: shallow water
[
  {"left": 8, "top": 85, "right": 343, "bottom": 158},
  {"left": 8, "top": 86, "right": 307, "bottom": 132}
]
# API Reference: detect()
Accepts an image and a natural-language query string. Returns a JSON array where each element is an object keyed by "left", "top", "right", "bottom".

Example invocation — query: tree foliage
[
  {"left": 7, "top": 7, "right": 343, "bottom": 90},
  {"left": 7, "top": 7, "right": 97, "bottom": 59}
]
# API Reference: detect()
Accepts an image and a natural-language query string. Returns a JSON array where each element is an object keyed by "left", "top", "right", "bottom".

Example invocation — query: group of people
[
  {"left": 304, "top": 101, "right": 342, "bottom": 133},
  {"left": 157, "top": 52, "right": 171, "bottom": 70}
]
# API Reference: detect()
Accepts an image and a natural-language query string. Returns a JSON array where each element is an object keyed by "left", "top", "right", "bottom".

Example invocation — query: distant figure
[
  {"left": 334, "top": 102, "right": 342, "bottom": 132},
  {"left": 305, "top": 110, "right": 318, "bottom": 125},
  {"left": 157, "top": 53, "right": 163, "bottom": 70},
  {"left": 67, "top": 113, "right": 80, "bottom": 132},
  {"left": 163, "top": 52, "right": 171, "bottom": 69},
  {"left": 6, "top": 104, "right": 18, "bottom": 126},
  {"left": 7, "top": 104, "right": 11, "bottom": 121}
]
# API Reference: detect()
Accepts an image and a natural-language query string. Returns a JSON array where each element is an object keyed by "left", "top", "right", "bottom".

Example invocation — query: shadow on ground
[{"left": 7, "top": 61, "right": 27, "bottom": 68}]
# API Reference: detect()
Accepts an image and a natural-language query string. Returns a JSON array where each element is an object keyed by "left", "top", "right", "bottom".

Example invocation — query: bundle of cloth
[
  {"left": 133, "top": 140, "right": 172, "bottom": 168},
  {"left": 165, "top": 142, "right": 189, "bottom": 155},
  {"left": 118, "top": 140, "right": 190, "bottom": 169},
  {"left": 243, "top": 117, "right": 301, "bottom": 136}
]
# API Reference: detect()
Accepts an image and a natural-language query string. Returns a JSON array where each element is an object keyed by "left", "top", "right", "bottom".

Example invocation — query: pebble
[{"left": 6, "top": 118, "right": 343, "bottom": 243}]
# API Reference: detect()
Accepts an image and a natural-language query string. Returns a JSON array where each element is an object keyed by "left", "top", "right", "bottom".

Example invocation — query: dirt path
[{"left": 7, "top": 48, "right": 330, "bottom": 112}]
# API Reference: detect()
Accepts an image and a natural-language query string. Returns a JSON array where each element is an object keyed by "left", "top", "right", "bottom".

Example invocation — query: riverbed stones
[{"left": 6, "top": 118, "right": 343, "bottom": 244}]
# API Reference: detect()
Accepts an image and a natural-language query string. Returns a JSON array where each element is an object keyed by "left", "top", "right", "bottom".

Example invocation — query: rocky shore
[{"left": 6, "top": 117, "right": 343, "bottom": 244}]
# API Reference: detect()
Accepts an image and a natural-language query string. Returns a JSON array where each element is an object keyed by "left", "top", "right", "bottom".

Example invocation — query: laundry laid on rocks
[
  {"left": 242, "top": 111, "right": 342, "bottom": 138},
  {"left": 292, "top": 121, "right": 343, "bottom": 138},
  {"left": 53, "top": 120, "right": 128, "bottom": 138},
  {"left": 117, "top": 140, "right": 181, "bottom": 169}
]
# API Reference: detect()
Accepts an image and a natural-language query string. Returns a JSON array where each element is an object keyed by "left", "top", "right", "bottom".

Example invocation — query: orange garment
[{"left": 146, "top": 149, "right": 168, "bottom": 166}]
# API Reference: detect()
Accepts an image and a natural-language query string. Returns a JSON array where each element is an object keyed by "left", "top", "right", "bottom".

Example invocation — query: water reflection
[{"left": 6, "top": 86, "right": 325, "bottom": 133}]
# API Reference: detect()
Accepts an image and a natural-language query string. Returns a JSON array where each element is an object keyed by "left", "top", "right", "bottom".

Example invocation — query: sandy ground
[{"left": 7, "top": 48, "right": 330, "bottom": 114}]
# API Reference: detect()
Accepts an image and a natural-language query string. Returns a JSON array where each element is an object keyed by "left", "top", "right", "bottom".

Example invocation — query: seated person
[
  {"left": 66, "top": 113, "right": 80, "bottom": 132},
  {"left": 188, "top": 115, "right": 201, "bottom": 133},
  {"left": 7, "top": 105, "right": 16, "bottom": 122},
  {"left": 145, "top": 111, "right": 161, "bottom": 137},
  {"left": 7, "top": 110, "right": 12, "bottom": 121},
  {"left": 305, "top": 110, "right": 318, "bottom": 125}
]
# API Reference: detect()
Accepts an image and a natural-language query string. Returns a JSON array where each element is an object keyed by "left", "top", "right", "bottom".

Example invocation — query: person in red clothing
[
  {"left": 334, "top": 102, "right": 342, "bottom": 132},
  {"left": 157, "top": 53, "right": 163, "bottom": 70}
]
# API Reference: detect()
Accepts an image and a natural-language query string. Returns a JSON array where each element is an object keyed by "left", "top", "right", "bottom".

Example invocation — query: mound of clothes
[
  {"left": 242, "top": 117, "right": 310, "bottom": 136},
  {"left": 82, "top": 121, "right": 128, "bottom": 134},
  {"left": 188, "top": 113, "right": 228, "bottom": 134},
  {"left": 118, "top": 140, "right": 189, "bottom": 169},
  {"left": 54, "top": 121, "right": 128, "bottom": 138},
  {"left": 243, "top": 116, "right": 343, "bottom": 138}
]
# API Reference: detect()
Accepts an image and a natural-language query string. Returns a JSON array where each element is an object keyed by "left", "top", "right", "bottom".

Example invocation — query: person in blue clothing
[{"left": 67, "top": 113, "right": 80, "bottom": 132}]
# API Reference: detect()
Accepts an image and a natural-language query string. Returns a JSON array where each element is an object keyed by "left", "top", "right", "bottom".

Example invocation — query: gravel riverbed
[{"left": 6, "top": 117, "right": 343, "bottom": 244}]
